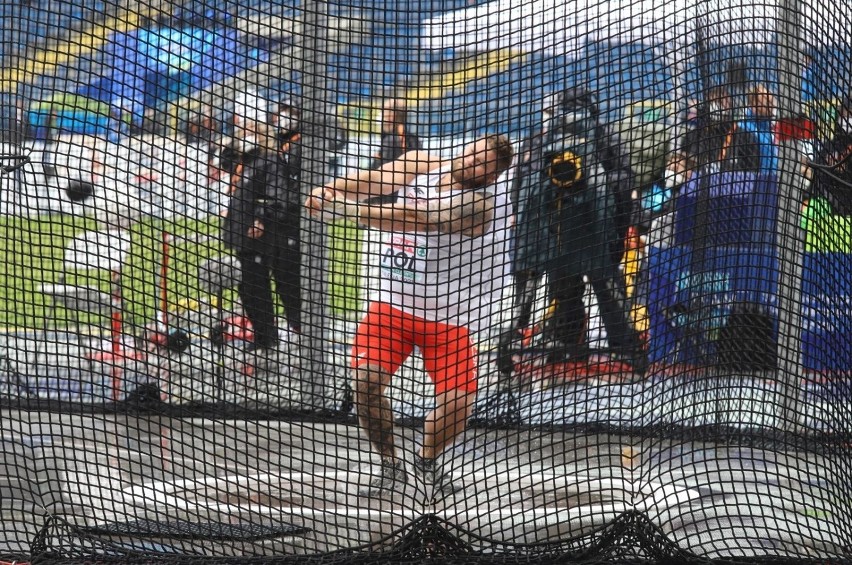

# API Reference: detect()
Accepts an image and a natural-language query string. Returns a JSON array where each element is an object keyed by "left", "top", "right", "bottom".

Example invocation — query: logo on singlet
[{"left": 380, "top": 236, "right": 425, "bottom": 282}]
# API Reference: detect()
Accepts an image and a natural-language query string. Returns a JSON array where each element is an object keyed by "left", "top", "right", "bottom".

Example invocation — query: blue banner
[
  {"left": 77, "top": 24, "right": 272, "bottom": 132},
  {"left": 647, "top": 245, "right": 852, "bottom": 373},
  {"left": 674, "top": 170, "right": 778, "bottom": 248}
]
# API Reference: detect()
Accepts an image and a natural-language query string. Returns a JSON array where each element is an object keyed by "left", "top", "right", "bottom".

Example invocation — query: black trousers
[
  {"left": 499, "top": 263, "right": 645, "bottom": 378},
  {"left": 237, "top": 242, "right": 302, "bottom": 345},
  {"left": 548, "top": 265, "right": 642, "bottom": 356}
]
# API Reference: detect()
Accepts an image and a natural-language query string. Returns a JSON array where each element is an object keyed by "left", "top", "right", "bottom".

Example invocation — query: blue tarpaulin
[
  {"left": 647, "top": 245, "right": 852, "bottom": 372},
  {"left": 647, "top": 171, "right": 852, "bottom": 373},
  {"left": 77, "top": 23, "right": 272, "bottom": 132}
]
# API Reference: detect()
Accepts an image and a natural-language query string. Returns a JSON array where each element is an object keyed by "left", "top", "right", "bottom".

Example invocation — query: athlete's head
[{"left": 451, "top": 134, "right": 514, "bottom": 190}]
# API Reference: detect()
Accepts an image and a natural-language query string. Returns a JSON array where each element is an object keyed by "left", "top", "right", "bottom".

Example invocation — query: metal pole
[
  {"left": 774, "top": 0, "right": 807, "bottom": 433},
  {"left": 294, "top": 0, "right": 333, "bottom": 411},
  {"left": 689, "top": 18, "right": 716, "bottom": 372}
]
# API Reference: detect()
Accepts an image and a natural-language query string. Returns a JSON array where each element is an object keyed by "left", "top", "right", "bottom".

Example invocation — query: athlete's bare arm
[
  {"left": 306, "top": 149, "right": 496, "bottom": 236},
  {"left": 356, "top": 190, "right": 495, "bottom": 237},
  {"left": 308, "top": 150, "right": 441, "bottom": 203},
  {"left": 310, "top": 185, "right": 495, "bottom": 237}
]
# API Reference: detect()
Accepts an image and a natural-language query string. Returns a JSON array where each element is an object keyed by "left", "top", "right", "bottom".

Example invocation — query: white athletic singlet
[{"left": 372, "top": 166, "right": 511, "bottom": 332}]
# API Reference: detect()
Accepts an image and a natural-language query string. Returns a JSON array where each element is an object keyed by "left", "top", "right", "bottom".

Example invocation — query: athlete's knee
[{"left": 353, "top": 364, "right": 387, "bottom": 400}]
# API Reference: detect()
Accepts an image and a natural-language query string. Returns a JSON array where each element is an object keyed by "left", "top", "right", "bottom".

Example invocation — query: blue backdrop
[{"left": 647, "top": 172, "right": 852, "bottom": 373}]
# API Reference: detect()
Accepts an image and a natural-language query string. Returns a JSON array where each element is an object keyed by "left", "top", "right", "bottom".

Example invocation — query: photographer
[
  {"left": 507, "top": 89, "right": 646, "bottom": 375},
  {"left": 812, "top": 99, "right": 852, "bottom": 216}
]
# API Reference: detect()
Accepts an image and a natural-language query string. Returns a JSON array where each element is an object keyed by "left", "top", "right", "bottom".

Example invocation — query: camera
[{"left": 541, "top": 108, "right": 599, "bottom": 193}]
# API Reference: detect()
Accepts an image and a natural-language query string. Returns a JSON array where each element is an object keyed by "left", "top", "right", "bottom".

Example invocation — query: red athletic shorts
[{"left": 350, "top": 302, "right": 478, "bottom": 394}]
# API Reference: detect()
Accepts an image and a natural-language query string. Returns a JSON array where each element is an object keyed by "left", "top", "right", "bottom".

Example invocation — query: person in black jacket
[
  {"left": 688, "top": 86, "right": 738, "bottom": 170},
  {"left": 365, "top": 98, "right": 422, "bottom": 205},
  {"left": 369, "top": 98, "right": 422, "bottom": 169},
  {"left": 221, "top": 119, "right": 303, "bottom": 350}
]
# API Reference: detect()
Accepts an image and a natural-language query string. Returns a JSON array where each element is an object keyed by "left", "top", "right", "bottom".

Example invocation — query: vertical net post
[
  {"left": 774, "top": 0, "right": 808, "bottom": 433},
  {"left": 298, "top": 0, "right": 334, "bottom": 410}
]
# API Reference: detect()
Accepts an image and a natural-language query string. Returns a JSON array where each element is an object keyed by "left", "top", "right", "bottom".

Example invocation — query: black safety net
[{"left": 0, "top": 0, "right": 851, "bottom": 563}]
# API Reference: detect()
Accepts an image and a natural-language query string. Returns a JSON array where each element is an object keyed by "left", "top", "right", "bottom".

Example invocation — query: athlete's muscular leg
[
  {"left": 420, "top": 388, "right": 475, "bottom": 460},
  {"left": 353, "top": 363, "right": 397, "bottom": 462}
]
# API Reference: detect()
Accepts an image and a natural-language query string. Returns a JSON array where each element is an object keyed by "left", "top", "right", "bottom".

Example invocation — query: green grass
[
  {"left": 0, "top": 213, "right": 225, "bottom": 330},
  {"left": 119, "top": 215, "right": 226, "bottom": 327},
  {"left": 328, "top": 221, "right": 364, "bottom": 316},
  {"left": 0, "top": 213, "right": 364, "bottom": 332},
  {"left": 0, "top": 214, "right": 100, "bottom": 329}
]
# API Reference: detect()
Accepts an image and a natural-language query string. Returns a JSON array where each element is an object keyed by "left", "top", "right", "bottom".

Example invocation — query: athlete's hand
[
  {"left": 305, "top": 186, "right": 339, "bottom": 219},
  {"left": 324, "top": 195, "right": 361, "bottom": 223},
  {"left": 306, "top": 187, "right": 361, "bottom": 223}
]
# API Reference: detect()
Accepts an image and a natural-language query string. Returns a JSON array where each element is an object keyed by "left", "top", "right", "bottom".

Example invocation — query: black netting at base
[
  {"left": 76, "top": 518, "right": 310, "bottom": 541},
  {"left": 3, "top": 0, "right": 852, "bottom": 561},
  {"left": 2, "top": 411, "right": 850, "bottom": 563},
  {"left": 26, "top": 511, "right": 761, "bottom": 564}
]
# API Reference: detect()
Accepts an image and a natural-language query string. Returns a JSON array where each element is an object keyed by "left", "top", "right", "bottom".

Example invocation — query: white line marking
[{"left": 65, "top": 464, "right": 703, "bottom": 525}]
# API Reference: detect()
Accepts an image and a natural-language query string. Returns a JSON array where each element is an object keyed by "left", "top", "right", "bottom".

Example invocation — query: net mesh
[{"left": 1, "top": 0, "right": 852, "bottom": 562}]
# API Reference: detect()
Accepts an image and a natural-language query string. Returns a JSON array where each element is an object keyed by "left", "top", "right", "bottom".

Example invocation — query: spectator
[
  {"left": 366, "top": 98, "right": 422, "bottom": 204},
  {"left": 268, "top": 99, "right": 300, "bottom": 140},
  {"left": 635, "top": 150, "right": 696, "bottom": 236},
  {"left": 643, "top": 150, "right": 698, "bottom": 249},
  {"left": 216, "top": 113, "right": 254, "bottom": 192},
  {"left": 220, "top": 119, "right": 303, "bottom": 350},
  {"left": 683, "top": 98, "right": 703, "bottom": 130},
  {"left": 733, "top": 85, "right": 779, "bottom": 175},
  {"left": 685, "top": 85, "right": 780, "bottom": 177},
  {"left": 685, "top": 86, "right": 737, "bottom": 171},
  {"left": 274, "top": 98, "right": 349, "bottom": 177},
  {"left": 812, "top": 98, "right": 852, "bottom": 215},
  {"left": 268, "top": 99, "right": 302, "bottom": 176},
  {"left": 186, "top": 104, "right": 217, "bottom": 146},
  {"left": 370, "top": 98, "right": 422, "bottom": 169}
]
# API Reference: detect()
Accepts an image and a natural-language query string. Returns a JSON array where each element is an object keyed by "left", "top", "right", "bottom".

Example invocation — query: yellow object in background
[
  {"left": 622, "top": 228, "right": 648, "bottom": 333},
  {"left": 801, "top": 198, "right": 852, "bottom": 253}
]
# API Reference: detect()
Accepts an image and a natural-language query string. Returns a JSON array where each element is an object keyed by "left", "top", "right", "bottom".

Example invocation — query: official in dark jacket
[
  {"left": 366, "top": 98, "right": 421, "bottom": 205},
  {"left": 221, "top": 120, "right": 303, "bottom": 349},
  {"left": 369, "top": 98, "right": 422, "bottom": 169}
]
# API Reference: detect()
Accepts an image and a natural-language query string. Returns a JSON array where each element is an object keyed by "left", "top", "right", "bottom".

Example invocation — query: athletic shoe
[
  {"left": 414, "top": 455, "right": 463, "bottom": 497},
  {"left": 358, "top": 459, "right": 408, "bottom": 497},
  {"left": 413, "top": 454, "right": 436, "bottom": 485},
  {"left": 434, "top": 471, "right": 464, "bottom": 496}
]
